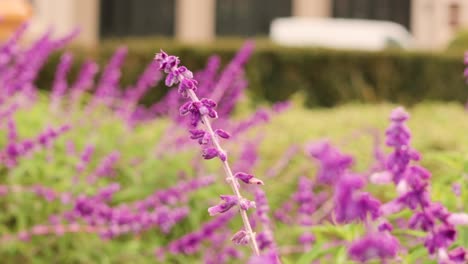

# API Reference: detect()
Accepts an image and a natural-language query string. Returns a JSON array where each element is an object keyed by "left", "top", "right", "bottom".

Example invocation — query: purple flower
[
  {"left": 202, "top": 148, "right": 220, "bottom": 160},
  {"left": 424, "top": 226, "right": 456, "bottom": 254},
  {"left": 189, "top": 129, "right": 210, "bottom": 145},
  {"left": 208, "top": 195, "right": 238, "bottom": 216},
  {"left": 298, "top": 232, "right": 315, "bottom": 248},
  {"left": 409, "top": 212, "right": 435, "bottom": 232},
  {"left": 385, "top": 107, "right": 420, "bottom": 183},
  {"left": 231, "top": 230, "right": 249, "bottom": 245},
  {"left": 247, "top": 251, "right": 280, "bottom": 264},
  {"left": 396, "top": 181, "right": 430, "bottom": 210},
  {"left": 239, "top": 198, "right": 256, "bottom": 211},
  {"left": 348, "top": 232, "right": 400, "bottom": 262},
  {"left": 294, "top": 176, "right": 316, "bottom": 226},
  {"left": 156, "top": 50, "right": 262, "bottom": 254},
  {"left": 235, "top": 172, "right": 264, "bottom": 185},
  {"left": 51, "top": 52, "right": 73, "bottom": 103},
  {"left": 448, "top": 247, "right": 466, "bottom": 263},
  {"left": 334, "top": 174, "right": 381, "bottom": 223},
  {"left": 452, "top": 183, "right": 461, "bottom": 197},
  {"left": 378, "top": 221, "right": 394, "bottom": 232},
  {"left": 215, "top": 129, "right": 230, "bottom": 139},
  {"left": 307, "top": 140, "right": 354, "bottom": 185},
  {"left": 448, "top": 213, "right": 468, "bottom": 226}
]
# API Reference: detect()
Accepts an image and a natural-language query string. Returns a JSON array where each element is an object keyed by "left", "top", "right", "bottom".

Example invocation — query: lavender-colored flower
[
  {"left": 87, "top": 151, "right": 120, "bottom": 183},
  {"left": 92, "top": 47, "right": 127, "bottom": 107},
  {"left": 298, "top": 232, "right": 316, "bottom": 246},
  {"left": 334, "top": 174, "right": 381, "bottom": 223},
  {"left": 51, "top": 53, "right": 73, "bottom": 105},
  {"left": 208, "top": 195, "right": 239, "bottom": 216},
  {"left": 247, "top": 251, "right": 280, "bottom": 264},
  {"left": 235, "top": 172, "right": 264, "bottom": 185},
  {"left": 159, "top": 212, "right": 234, "bottom": 259},
  {"left": 7, "top": 117, "right": 17, "bottom": 143},
  {"left": 452, "top": 182, "right": 461, "bottom": 197},
  {"left": 294, "top": 176, "right": 316, "bottom": 226},
  {"left": 307, "top": 140, "right": 354, "bottom": 185},
  {"left": 155, "top": 50, "right": 262, "bottom": 255},
  {"left": 239, "top": 198, "right": 256, "bottom": 211},
  {"left": 70, "top": 60, "right": 99, "bottom": 103},
  {"left": 252, "top": 188, "right": 280, "bottom": 260},
  {"left": 76, "top": 144, "right": 95, "bottom": 173},
  {"left": 348, "top": 232, "right": 400, "bottom": 262},
  {"left": 424, "top": 226, "right": 457, "bottom": 254},
  {"left": 378, "top": 221, "right": 394, "bottom": 232},
  {"left": 448, "top": 247, "right": 467, "bottom": 263},
  {"left": 385, "top": 107, "right": 420, "bottom": 183},
  {"left": 448, "top": 213, "right": 468, "bottom": 226},
  {"left": 232, "top": 230, "right": 250, "bottom": 245}
]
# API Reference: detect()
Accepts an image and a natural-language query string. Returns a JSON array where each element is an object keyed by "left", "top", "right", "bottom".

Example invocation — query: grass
[{"left": 0, "top": 98, "right": 467, "bottom": 263}]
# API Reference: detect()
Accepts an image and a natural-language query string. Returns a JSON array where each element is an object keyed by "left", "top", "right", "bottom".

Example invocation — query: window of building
[
  {"left": 333, "top": 0, "right": 411, "bottom": 30},
  {"left": 449, "top": 3, "right": 461, "bottom": 29},
  {"left": 216, "top": 0, "right": 291, "bottom": 36},
  {"left": 99, "top": 0, "right": 175, "bottom": 38}
]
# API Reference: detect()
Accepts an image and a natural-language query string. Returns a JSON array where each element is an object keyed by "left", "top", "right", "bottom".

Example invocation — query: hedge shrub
[{"left": 37, "top": 38, "right": 468, "bottom": 107}]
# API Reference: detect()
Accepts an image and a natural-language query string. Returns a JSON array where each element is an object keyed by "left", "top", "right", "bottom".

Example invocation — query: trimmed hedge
[{"left": 37, "top": 38, "right": 468, "bottom": 107}]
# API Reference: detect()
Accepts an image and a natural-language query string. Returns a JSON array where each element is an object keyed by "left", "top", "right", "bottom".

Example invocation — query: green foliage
[
  {"left": 447, "top": 30, "right": 468, "bottom": 54},
  {"left": 37, "top": 38, "right": 468, "bottom": 108}
]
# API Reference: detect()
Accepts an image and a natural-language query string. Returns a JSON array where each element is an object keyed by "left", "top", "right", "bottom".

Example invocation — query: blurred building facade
[{"left": 15, "top": 0, "right": 468, "bottom": 50}]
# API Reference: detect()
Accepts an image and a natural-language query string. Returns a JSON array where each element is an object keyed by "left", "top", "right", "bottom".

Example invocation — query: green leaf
[{"left": 297, "top": 242, "right": 342, "bottom": 264}]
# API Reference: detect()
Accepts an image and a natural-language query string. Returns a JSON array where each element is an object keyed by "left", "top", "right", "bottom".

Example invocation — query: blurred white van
[{"left": 270, "top": 17, "right": 413, "bottom": 51}]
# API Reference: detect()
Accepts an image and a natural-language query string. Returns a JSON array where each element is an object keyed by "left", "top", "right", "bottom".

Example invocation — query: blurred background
[
  {"left": 0, "top": 0, "right": 467, "bottom": 50},
  {"left": 2, "top": 0, "right": 468, "bottom": 108}
]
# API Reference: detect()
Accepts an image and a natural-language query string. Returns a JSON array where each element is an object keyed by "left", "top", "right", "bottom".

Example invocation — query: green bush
[
  {"left": 37, "top": 38, "right": 468, "bottom": 107},
  {"left": 447, "top": 29, "right": 468, "bottom": 54}
]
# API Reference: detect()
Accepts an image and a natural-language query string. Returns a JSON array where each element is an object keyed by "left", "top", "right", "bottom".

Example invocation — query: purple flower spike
[
  {"left": 298, "top": 232, "right": 316, "bottom": 245},
  {"left": 247, "top": 251, "right": 280, "bottom": 264},
  {"left": 235, "top": 172, "right": 264, "bottom": 185},
  {"left": 307, "top": 140, "right": 354, "bottom": 185},
  {"left": 448, "top": 213, "right": 468, "bottom": 226},
  {"left": 215, "top": 129, "right": 230, "bottom": 139},
  {"left": 424, "top": 226, "right": 457, "bottom": 254},
  {"left": 208, "top": 195, "right": 238, "bottom": 216},
  {"left": 378, "top": 221, "right": 394, "bottom": 232},
  {"left": 390, "top": 106, "right": 410, "bottom": 122},
  {"left": 231, "top": 230, "right": 249, "bottom": 245},
  {"left": 239, "top": 198, "right": 256, "bottom": 211},
  {"left": 202, "top": 148, "right": 219, "bottom": 160},
  {"left": 156, "top": 49, "right": 263, "bottom": 255},
  {"left": 449, "top": 247, "right": 466, "bottom": 263},
  {"left": 452, "top": 183, "right": 461, "bottom": 197},
  {"left": 348, "top": 232, "right": 400, "bottom": 262},
  {"left": 189, "top": 129, "right": 210, "bottom": 145},
  {"left": 385, "top": 107, "right": 420, "bottom": 183},
  {"left": 409, "top": 212, "right": 435, "bottom": 232},
  {"left": 334, "top": 174, "right": 381, "bottom": 223}
]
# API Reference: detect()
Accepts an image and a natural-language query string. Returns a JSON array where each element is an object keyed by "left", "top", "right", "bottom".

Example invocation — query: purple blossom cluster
[
  {"left": 1, "top": 122, "right": 70, "bottom": 168},
  {"left": 375, "top": 108, "right": 468, "bottom": 263},
  {"left": 154, "top": 49, "right": 270, "bottom": 257}
]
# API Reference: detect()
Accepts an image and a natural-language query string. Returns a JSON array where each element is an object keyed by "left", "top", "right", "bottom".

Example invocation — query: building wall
[
  {"left": 176, "top": 0, "right": 214, "bottom": 42},
  {"left": 412, "top": 0, "right": 468, "bottom": 49},
  {"left": 292, "top": 0, "right": 331, "bottom": 17},
  {"left": 27, "top": 0, "right": 99, "bottom": 46}
]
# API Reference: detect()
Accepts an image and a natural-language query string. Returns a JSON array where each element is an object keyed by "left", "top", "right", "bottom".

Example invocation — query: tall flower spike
[{"left": 155, "top": 50, "right": 262, "bottom": 256}]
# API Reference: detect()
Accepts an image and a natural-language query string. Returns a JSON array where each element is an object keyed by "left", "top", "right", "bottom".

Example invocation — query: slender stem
[
  {"left": 187, "top": 89, "right": 260, "bottom": 256},
  {"left": 311, "top": 198, "right": 334, "bottom": 224}
]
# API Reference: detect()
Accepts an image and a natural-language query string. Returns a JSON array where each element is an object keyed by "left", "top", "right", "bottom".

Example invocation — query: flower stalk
[{"left": 155, "top": 51, "right": 262, "bottom": 256}]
